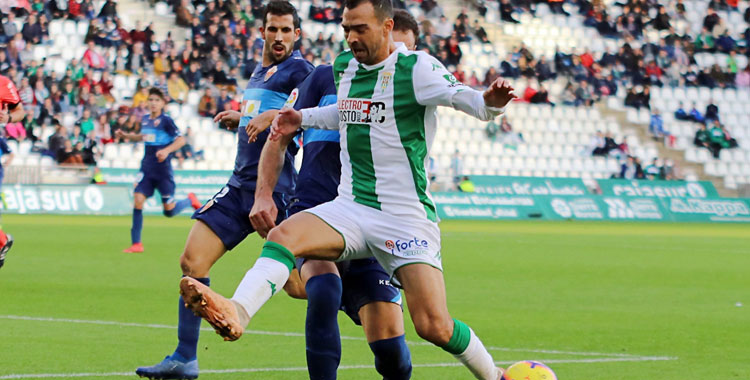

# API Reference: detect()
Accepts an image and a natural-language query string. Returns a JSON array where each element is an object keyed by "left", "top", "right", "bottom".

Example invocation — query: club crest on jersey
[
  {"left": 264, "top": 66, "right": 278, "bottom": 82},
  {"left": 153, "top": 118, "right": 161, "bottom": 126},
  {"left": 338, "top": 98, "right": 387, "bottom": 124},
  {"left": 379, "top": 72, "right": 392, "bottom": 93},
  {"left": 284, "top": 88, "right": 299, "bottom": 108}
]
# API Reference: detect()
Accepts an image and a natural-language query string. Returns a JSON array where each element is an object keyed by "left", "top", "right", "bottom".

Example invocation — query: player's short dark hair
[
  {"left": 263, "top": 1, "right": 300, "bottom": 30},
  {"left": 393, "top": 9, "right": 419, "bottom": 39},
  {"left": 344, "top": 0, "right": 393, "bottom": 21},
  {"left": 148, "top": 87, "right": 166, "bottom": 100}
]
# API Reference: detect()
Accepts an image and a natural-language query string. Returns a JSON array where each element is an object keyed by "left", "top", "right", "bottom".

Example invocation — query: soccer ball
[{"left": 502, "top": 361, "right": 557, "bottom": 380}]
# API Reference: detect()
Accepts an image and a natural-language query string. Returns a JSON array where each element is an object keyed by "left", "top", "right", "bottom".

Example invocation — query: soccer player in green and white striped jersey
[{"left": 179, "top": 1, "right": 517, "bottom": 379}]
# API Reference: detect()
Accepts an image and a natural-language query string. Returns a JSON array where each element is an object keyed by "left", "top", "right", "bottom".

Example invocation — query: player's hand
[
  {"left": 214, "top": 110, "right": 242, "bottom": 130},
  {"left": 483, "top": 78, "right": 518, "bottom": 109},
  {"left": 246, "top": 110, "right": 279, "bottom": 143},
  {"left": 114, "top": 129, "right": 126, "bottom": 139},
  {"left": 155, "top": 149, "right": 169, "bottom": 162},
  {"left": 270, "top": 108, "right": 302, "bottom": 141},
  {"left": 0, "top": 109, "right": 9, "bottom": 124},
  {"left": 249, "top": 195, "right": 278, "bottom": 238}
]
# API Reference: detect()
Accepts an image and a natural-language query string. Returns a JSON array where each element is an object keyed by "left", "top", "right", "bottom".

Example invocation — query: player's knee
[
  {"left": 266, "top": 224, "right": 295, "bottom": 250},
  {"left": 305, "top": 274, "right": 342, "bottom": 311},
  {"left": 412, "top": 314, "right": 453, "bottom": 346},
  {"left": 179, "top": 252, "right": 207, "bottom": 277}
]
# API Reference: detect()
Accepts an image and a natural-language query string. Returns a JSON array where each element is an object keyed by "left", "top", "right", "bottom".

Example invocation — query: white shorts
[{"left": 304, "top": 197, "right": 443, "bottom": 283}]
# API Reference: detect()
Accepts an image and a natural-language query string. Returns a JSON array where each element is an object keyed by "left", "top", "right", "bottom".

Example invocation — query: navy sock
[
  {"left": 305, "top": 273, "right": 342, "bottom": 380},
  {"left": 174, "top": 277, "right": 210, "bottom": 362},
  {"left": 369, "top": 335, "right": 412, "bottom": 380},
  {"left": 131, "top": 208, "right": 143, "bottom": 244},
  {"left": 164, "top": 199, "right": 191, "bottom": 217}
]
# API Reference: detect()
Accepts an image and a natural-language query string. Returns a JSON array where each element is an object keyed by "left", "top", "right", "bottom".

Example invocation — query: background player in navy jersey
[
  {"left": 0, "top": 74, "right": 26, "bottom": 269},
  {"left": 245, "top": 9, "right": 420, "bottom": 379},
  {"left": 116, "top": 88, "right": 201, "bottom": 254},
  {"left": 136, "top": 2, "right": 312, "bottom": 379}
]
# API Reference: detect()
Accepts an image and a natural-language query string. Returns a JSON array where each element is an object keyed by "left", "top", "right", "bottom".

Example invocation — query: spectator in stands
[
  {"left": 694, "top": 123, "right": 711, "bottom": 148},
  {"left": 649, "top": 109, "right": 667, "bottom": 140},
  {"left": 499, "top": 117, "right": 523, "bottom": 148},
  {"left": 737, "top": 65, "right": 750, "bottom": 88},
  {"left": 651, "top": 6, "right": 671, "bottom": 31},
  {"left": 56, "top": 139, "right": 84, "bottom": 165},
  {"left": 674, "top": 101, "right": 690, "bottom": 121},
  {"left": 94, "top": 113, "right": 111, "bottom": 144},
  {"left": 620, "top": 155, "right": 644, "bottom": 179},
  {"left": 689, "top": 102, "right": 704, "bottom": 123},
  {"left": 704, "top": 101, "right": 720, "bottom": 124},
  {"left": 708, "top": 120, "right": 730, "bottom": 158},
  {"left": 643, "top": 158, "right": 664, "bottom": 180},
  {"left": 167, "top": 71, "right": 189, "bottom": 105},
  {"left": 21, "top": 13, "right": 43, "bottom": 44},
  {"left": 198, "top": 89, "right": 216, "bottom": 117},
  {"left": 703, "top": 7, "right": 721, "bottom": 33},
  {"left": 485, "top": 117, "right": 499, "bottom": 141},
  {"left": 5, "top": 120, "right": 26, "bottom": 141},
  {"left": 77, "top": 108, "right": 95, "bottom": 135},
  {"left": 458, "top": 176, "right": 475, "bottom": 192},
  {"left": 472, "top": 19, "right": 489, "bottom": 43},
  {"left": 82, "top": 40, "right": 106, "bottom": 70},
  {"left": 575, "top": 79, "right": 594, "bottom": 106}
]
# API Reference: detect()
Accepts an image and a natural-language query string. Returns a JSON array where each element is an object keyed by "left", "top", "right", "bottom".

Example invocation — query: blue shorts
[
  {"left": 134, "top": 171, "right": 176, "bottom": 202},
  {"left": 192, "top": 185, "right": 289, "bottom": 251},
  {"left": 291, "top": 201, "right": 402, "bottom": 326}
]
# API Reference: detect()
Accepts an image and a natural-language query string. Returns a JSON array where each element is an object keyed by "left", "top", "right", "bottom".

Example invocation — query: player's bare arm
[
  {"left": 115, "top": 129, "right": 145, "bottom": 142},
  {"left": 245, "top": 110, "right": 280, "bottom": 143},
  {"left": 0, "top": 103, "right": 25, "bottom": 124},
  {"left": 249, "top": 132, "right": 295, "bottom": 238},
  {"left": 270, "top": 104, "right": 339, "bottom": 141},
  {"left": 156, "top": 136, "right": 186, "bottom": 163},
  {"left": 213, "top": 110, "right": 242, "bottom": 130}
]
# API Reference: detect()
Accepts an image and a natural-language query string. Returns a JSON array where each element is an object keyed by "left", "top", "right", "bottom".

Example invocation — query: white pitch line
[
  {"left": 0, "top": 357, "right": 678, "bottom": 379},
  {"left": 0, "top": 315, "right": 669, "bottom": 360}
]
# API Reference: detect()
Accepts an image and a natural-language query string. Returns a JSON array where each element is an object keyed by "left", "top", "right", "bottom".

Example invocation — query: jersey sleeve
[
  {"left": 163, "top": 116, "right": 181, "bottom": 137},
  {"left": 412, "top": 53, "right": 504, "bottom": 121},
  {"left": 291, "top": 66, "right": 333, "bottom": 111}
]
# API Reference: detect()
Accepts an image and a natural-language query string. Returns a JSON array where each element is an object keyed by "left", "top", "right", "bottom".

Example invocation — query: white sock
[
  {"left": 455, "top": 328, "right": 500, "bottom": 380},
  {"left": 230, "top": 257, "right": 290, "bottom": 325}
]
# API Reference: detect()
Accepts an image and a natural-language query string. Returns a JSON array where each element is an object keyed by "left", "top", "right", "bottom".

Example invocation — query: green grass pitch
[{"left": 0, "top": 214, "right": 748, "bottom": 379}]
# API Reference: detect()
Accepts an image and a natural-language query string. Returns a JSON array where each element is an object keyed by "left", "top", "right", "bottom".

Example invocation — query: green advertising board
[
  {"left": 544, "top": 195, "right": 668, "bottom": 221},
  {"left": 1, "top": 184, "right": 133, "bottom": 215},
  {"left": 1, "top": 184, "right": 215, "bottom": 216},
  {"left": 100, "top": 168, "right": 231, "bottom": 186},
  {"left": 661, "top": 197, "right": 750, "bottom": 222},
  {"left": 596, "top": 179, "right": 719, "bottom": 198},
  {"left": 469, "top": 176, "right": 590, "bottom": 196},
  {"left": 433, "top": 193, "right": 545, "bottom": 220},
  {"left": 433, "top": 192, "right": 749, "bottom": 222}
]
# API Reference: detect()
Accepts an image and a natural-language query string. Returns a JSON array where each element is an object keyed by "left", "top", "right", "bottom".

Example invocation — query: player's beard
[
  {"left": 266, "top": 41, "right": 292, "bottom": 64},
  {"left": 351, "top": 39, "right": 380, "bottom": 65}
]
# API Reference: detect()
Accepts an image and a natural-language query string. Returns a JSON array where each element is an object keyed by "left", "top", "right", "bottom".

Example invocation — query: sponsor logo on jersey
[
  {"left": 443, "top": 74, "right": 464, "bottom": 88},
  {"left": 384, "top": 238, "right": 429, "bottom": 256},
  {"left": 264, "top": 65, "right": 278, "bottom": 82},
  {"left": 284, "top": 88, "right": 299, "bottom": 108},
  {"left": 242, "top": 99, "right": 261, "bottom": 117},
  {"left": 338, "top": 98, "right": 387, "bottom": 124}
]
